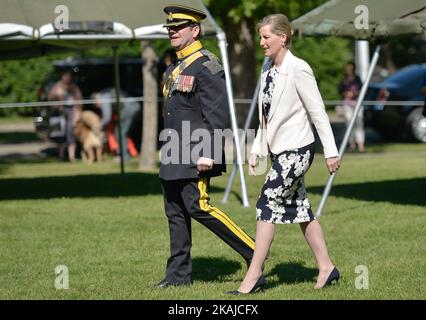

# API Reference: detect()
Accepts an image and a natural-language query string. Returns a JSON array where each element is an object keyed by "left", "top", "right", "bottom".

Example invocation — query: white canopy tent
[{"left": 0, "top": 0, "right": 250, "bottom": 206}]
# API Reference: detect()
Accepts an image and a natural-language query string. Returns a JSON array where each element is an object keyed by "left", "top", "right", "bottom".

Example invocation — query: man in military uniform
[{"left": 156, "top": 5, "right": 255, "bottom": 288}]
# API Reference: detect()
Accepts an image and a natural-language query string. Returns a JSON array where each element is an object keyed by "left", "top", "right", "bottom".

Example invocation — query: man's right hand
[{"left": 197, "top": 157, "right": 214, "bottom": 174}]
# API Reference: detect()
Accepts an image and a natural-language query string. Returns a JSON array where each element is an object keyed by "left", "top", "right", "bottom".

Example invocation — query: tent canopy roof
[
  {"left": 291, "top": 0, "right": 426, "bottom": 40},
  {"left": 0, "top": 0, "right": 219, "bottom": 58}
]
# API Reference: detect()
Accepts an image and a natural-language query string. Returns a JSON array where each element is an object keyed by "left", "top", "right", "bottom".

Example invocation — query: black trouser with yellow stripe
[{"left": 161, "top": 177, "right": 255, "bottom": 284}]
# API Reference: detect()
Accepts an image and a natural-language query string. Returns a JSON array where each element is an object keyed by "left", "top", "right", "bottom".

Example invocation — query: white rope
[{"left": 0, "top": 98, "right": 423, "bottom": 109}]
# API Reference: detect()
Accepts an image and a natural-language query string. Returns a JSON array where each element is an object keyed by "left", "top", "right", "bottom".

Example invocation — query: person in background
[
  {"left": 47, "top": 71, "right": 82, "bottom": 162},
  {"left": 338, "top": 62, "right": 365, "bottom": 153},
  {"left": 92, "top": 88, "right": 139, "bottom": 161}
]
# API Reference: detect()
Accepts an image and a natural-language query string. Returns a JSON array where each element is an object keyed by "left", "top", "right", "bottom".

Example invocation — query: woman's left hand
[{"left": 326, "top": 157, "right": 341, "bottom": 175}]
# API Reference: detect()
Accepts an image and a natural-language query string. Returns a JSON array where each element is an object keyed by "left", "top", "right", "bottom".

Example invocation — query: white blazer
[{"left": 251, "top": 50, "right": 339, "bottom": 159}]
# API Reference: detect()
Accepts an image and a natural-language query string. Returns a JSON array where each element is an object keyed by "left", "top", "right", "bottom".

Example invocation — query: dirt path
[{"left": 0, "top": 122, "right": 56, "bottom": 159}]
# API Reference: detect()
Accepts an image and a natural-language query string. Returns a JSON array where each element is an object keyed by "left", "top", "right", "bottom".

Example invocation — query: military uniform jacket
[{"left": 159, "top": 49, "right": 229, "bottom": 180}]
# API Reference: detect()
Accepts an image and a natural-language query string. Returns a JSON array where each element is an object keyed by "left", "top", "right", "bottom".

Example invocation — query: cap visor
[{"left": 163, "top": 21, "right": 190, "bottom": 28}]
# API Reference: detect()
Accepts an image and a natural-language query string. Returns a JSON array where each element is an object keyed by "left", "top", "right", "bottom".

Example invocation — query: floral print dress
[{"left": 256, "top": 66, "right": 316, "bottom": 224}]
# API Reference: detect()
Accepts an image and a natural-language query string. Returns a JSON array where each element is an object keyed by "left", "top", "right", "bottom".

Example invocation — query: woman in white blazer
[{"left": 228, "top": 14, "right": 341, "bottom": 295}]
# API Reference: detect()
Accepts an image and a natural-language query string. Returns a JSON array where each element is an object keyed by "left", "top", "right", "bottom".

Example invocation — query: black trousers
[{"left": 161, "top": 177, "right": 255, "bottom": 284}]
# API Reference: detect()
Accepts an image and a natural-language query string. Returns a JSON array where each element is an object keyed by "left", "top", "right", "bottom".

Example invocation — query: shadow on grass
[
  {"left": 0, "top": 146, "right": 59, "bottom": 167},
  {"left": 192, "top": 257, "right": 241, "bottom": 282},
  {"left": 0, "top": 173, "right": 225, "bottom": 200},
  {"left": 265, "top": 261, "right": 317, "bottom": 288},
  {"left": 309, "top": 177, "right": 426, "bottom": 206}
]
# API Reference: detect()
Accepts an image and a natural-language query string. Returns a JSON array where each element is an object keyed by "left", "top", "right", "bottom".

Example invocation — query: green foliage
[
  {"left": 387, "top": 36, "right": 426, "bottom": 68},
  {"left": 292, "top": 37, "right": 352, "bottom": 100},
  {"left": 82, "top": 41, "right": 141, "bottom": 58},
  {"left": 206, "top": 0, "right": 327, "bottom": 23},
  {"left": 0, "top": 55, "right": 55, "bottom": 116}
]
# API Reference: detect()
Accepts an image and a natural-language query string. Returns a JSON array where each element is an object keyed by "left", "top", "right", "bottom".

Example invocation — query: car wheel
[{"left": 407, "top": 107, "right": 426, "bottom": 143}]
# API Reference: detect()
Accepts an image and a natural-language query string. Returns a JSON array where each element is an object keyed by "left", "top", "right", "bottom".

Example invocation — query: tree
[{"left": 139, "top": 42, "right": 158, "bottom": 171}]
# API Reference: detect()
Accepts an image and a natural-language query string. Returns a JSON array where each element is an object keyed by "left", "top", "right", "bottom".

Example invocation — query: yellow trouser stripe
[{"left": 198, "top": 177, "right": 255, "bottom": 250}]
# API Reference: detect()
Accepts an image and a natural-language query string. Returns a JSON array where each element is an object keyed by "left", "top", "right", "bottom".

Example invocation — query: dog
[{"left": 74, "top": 111, "right": 104, "bottom": 164}]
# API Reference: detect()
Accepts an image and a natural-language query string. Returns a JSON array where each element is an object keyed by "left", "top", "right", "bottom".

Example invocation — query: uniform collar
[{"left": 176, "top": 40, "right": 203, "bottom": 59}]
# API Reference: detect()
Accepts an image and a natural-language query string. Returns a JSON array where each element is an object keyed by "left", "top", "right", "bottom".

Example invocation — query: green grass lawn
[{"left": 0, "top": 146, "right": 425, "bottom": 300}]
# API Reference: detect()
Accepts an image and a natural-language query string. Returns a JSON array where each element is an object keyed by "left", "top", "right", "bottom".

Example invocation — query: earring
[{"left": 281, "top": 41, "right": 286, "bottom": 47}]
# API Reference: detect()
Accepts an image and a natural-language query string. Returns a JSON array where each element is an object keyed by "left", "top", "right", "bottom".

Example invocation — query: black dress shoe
[
  {"left": 320, "top": 267, "right": 340, "bottom": 288},
  {"left": 226, "top": 275, "right": 266, "bottom": 295},
  {"left": 155, "top": 279, "right": 190, "bottom": 288}
]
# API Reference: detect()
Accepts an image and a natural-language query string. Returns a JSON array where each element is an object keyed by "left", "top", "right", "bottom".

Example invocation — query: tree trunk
[
  {"left": 223, "top": 17, "right": 257, "bottom": 128},
  {"left": 138, "top": 42, "right": 158, "bottom": 171}
]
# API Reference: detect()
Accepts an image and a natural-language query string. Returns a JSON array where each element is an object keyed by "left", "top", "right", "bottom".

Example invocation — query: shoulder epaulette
[{"left": 200, "top": 49, "right": 223, "bottom": 75}]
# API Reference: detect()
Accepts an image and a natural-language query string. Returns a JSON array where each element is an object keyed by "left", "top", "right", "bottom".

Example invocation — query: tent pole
[
  {"left": 217, "top": 31, "right": 249, "bottom": 207},
  {"left": 316, "top": 45, "right": 381, "bottom": 217},
  {"left": 222, "top": 73, "right": 261, "bottom": 203},
  {"left": 113, "top": 46, "right": 125, "bottom": 174},
  {"left": 356, "top": 40, "right": 370, "bottom": 82},
  {"left": 222, "top": 162, "right": 237, "bottom": 203}
]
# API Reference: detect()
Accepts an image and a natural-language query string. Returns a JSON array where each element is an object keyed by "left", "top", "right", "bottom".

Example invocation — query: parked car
[
  {"left": 364, "top": 64, "right": 426, "bottom": 142},
  {"left": 34, "top": 57, "right": 144, "bottom": 146}
]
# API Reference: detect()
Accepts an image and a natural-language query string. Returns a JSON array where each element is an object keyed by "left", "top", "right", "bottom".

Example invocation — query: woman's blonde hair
[{"left": 256, "top": 14, "right": 292, "bottom": 48}]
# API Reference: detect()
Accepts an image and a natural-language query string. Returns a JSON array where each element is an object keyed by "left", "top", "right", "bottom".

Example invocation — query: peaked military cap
[{"left": 163, "top": 4, "right": 207, "bottom": 27}]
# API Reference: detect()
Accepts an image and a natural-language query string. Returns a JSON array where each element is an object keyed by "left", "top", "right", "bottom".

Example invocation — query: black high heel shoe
[
  {"left": 320, "top": 267, "right": 340, "bottom": 288},
  {"left": 226, "top": 275, "right": 266, "bottom": 295}
]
